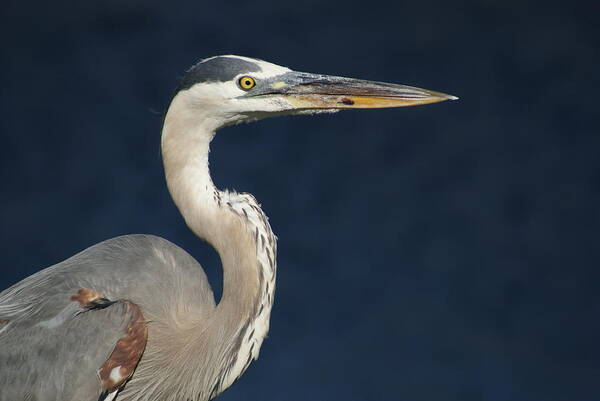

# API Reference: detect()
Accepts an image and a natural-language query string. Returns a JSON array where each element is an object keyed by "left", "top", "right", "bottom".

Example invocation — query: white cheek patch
[{"left": 189, "top": 81, "right": 242, "bottom": 100}]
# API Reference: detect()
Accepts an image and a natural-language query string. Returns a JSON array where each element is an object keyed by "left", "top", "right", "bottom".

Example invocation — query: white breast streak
[
  {"left": 218, "top": 191, "right": 277, "bottom": 390},
  {"left": 103, "top": 390, "right": 118, "bottom": 401}
]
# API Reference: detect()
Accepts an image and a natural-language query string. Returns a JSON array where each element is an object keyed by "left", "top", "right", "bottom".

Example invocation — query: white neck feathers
[{"left": 159, "top": 91, "right": 277, "bottom": 400}]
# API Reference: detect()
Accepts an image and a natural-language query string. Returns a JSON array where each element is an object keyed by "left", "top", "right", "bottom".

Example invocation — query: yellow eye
[{"left": 238, "top": 76, "right": 256, "bottom": 90}]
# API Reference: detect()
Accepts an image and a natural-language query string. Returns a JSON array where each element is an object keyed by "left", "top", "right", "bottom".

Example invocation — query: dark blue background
[{"left": 1, "top": 1, "right": 599, "bottom": 400}]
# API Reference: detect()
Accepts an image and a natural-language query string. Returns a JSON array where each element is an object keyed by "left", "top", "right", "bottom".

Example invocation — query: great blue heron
[{"left": 0, "top": 55, "right": 456, "bottom": 401}]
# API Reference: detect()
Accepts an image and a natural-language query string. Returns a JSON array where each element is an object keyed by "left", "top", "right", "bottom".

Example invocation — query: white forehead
[{"left": 203, "top": 55, "right": 292, "bottom": 79}]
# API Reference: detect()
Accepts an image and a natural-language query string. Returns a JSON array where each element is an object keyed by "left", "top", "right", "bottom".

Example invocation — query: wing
[
  {"left": 0, "top": 288, "right": 147, "bottom": 401},
  {"left": 0, "top": 235, "right": 215, "bottom": 401},
  {"left": 0, "top": 234, "right": 216, "bottom": 400}
]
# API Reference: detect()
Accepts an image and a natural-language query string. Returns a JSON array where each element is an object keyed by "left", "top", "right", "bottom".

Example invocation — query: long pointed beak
[{"left": 251, "top": 71, "right": 457, "bottom": 109}]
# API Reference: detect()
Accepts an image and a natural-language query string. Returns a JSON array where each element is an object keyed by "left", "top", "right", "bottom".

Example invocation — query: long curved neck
[
  {"left": 159, "top": 93, "right": 276, "bottom": 400},
  {"left": 161, "top": 96, "right": 259, "bottom": 313}
]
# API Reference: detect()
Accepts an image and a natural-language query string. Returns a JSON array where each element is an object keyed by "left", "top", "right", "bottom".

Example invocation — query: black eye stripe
[{"left": 176, "top": 57, "right": 262, "bottom": 92}]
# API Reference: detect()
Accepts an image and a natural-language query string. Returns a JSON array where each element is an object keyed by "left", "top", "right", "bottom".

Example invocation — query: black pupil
[{"left": 245, "top": 80, "right": 251, "bottom": 86}]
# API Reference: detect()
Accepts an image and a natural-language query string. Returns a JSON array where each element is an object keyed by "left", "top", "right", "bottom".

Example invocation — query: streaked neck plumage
[{"left": 158, "top": 92, "right": 277, "bottom": 400}]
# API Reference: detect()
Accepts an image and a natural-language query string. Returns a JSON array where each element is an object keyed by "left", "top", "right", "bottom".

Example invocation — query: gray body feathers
[{"left": 0, "top": 234, "right": 216, "bottom": 401}]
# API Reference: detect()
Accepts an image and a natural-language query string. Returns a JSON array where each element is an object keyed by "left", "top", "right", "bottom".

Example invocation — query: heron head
[{"left": 170, "top": 55, "right": 457, "bottom": 128}]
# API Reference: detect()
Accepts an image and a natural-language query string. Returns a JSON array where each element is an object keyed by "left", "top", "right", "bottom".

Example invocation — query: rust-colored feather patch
[
  {"left": 98, "top": 301, "right": 148, "bottom": 394},
  {"left": 70, "top": 288, "right": 105, "bottom": 307}
]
